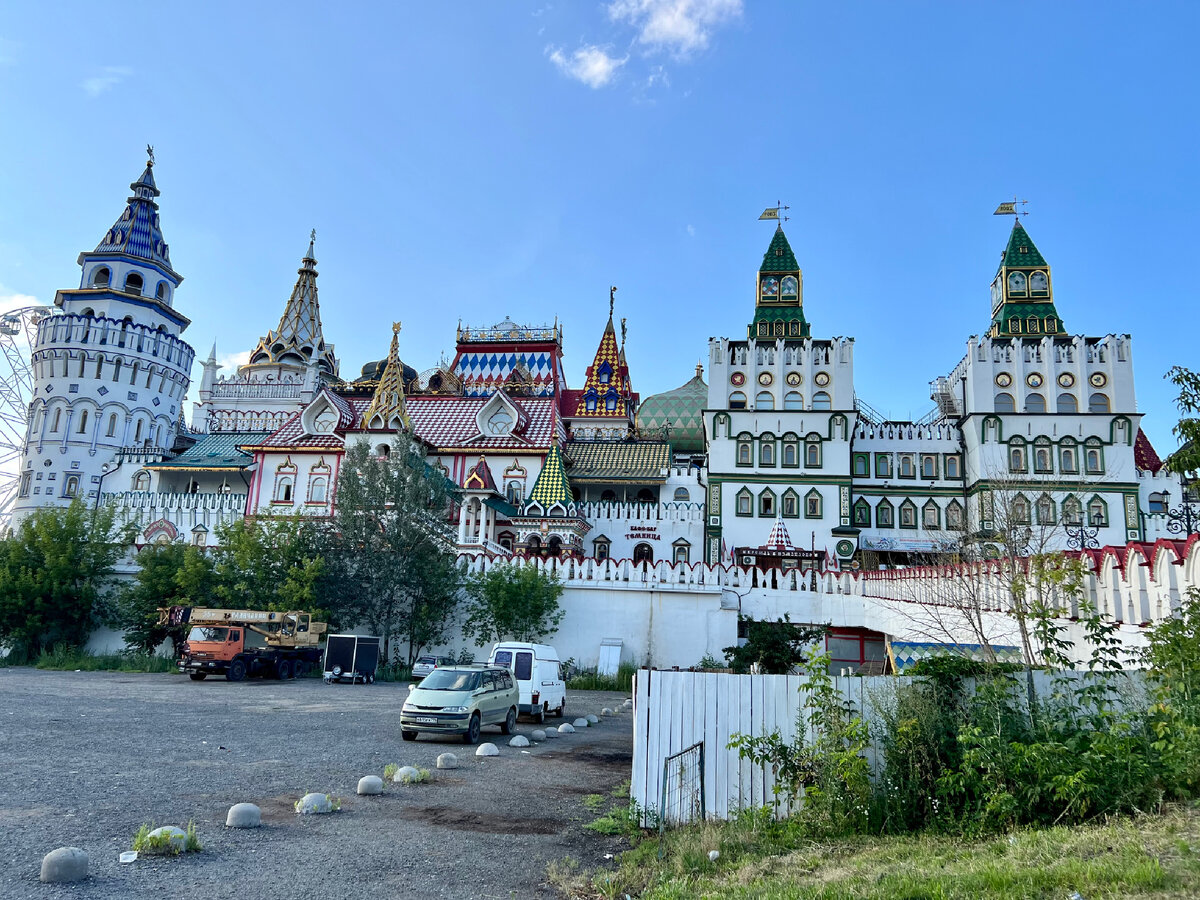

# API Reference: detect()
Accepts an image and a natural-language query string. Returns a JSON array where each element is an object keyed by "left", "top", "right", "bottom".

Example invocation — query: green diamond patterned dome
[{"left": 637, "top": 368, "right": 707, "bottom": 454}]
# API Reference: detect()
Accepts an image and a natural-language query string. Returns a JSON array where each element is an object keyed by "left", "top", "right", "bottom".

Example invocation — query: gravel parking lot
[{"left": 0, "top": 668, "right": 633, "bottom": 900}]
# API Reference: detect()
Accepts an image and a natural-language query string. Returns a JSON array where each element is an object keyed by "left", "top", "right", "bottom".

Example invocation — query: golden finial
[
  {"left": 392, "top": 321, "right": 402, "bottom": 334},
  {"left": 146, "top": 144, "right": 155, "bottom": 166}
]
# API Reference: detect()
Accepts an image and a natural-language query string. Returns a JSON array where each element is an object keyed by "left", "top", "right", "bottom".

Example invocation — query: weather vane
[
  {"left": 146, "top": 144, "right": 155, "bottom": 166},
  {"left": 993, "top": 197, "right": 1029, "bottom": 218},
  {"left": 758, "top": 201, "right": 790, "bottom": 223},
  {"left": 310, "top": 227, "right": 316, "bottom": 243},
  {"left": 609, "top": 285, "right": 617, "bottom": 318}
]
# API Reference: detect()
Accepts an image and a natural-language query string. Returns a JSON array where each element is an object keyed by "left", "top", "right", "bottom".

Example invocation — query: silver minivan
[{"left": 401, "top": 666, "right": 519, "bottom": 744}]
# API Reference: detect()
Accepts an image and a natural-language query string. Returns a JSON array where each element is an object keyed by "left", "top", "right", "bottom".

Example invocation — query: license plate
[{"left": 412, "top": 716, "right": 437, "bottom": 724}]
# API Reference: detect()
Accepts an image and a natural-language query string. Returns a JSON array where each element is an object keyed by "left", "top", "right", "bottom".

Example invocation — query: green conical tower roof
[
  {"left": 760, "top": 225, "right": 799, "bottom": 272},
  {"left": 525, "top": 443, "right": 574, "bottom": 509},
  {"left": 996, "top": 220, "right": 1048, "bottom": 272},
  {"left": 637, "top": 364, "right": 708, "bottom": 453}
]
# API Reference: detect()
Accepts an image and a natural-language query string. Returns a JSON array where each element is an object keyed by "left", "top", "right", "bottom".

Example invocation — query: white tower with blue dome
[{"left": 12, "top": 152, "right": 195, "bottom": 522}]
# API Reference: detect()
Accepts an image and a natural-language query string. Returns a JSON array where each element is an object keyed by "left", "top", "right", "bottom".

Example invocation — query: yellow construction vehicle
[{"left": 158, "top": 607, "right": 328, "bottom": 682}]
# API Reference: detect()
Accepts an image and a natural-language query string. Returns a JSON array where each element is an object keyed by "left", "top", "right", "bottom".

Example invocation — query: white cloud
[
  {"left": 547, "top": 44, "right": 627, "bottom": 88},
  {"left": 0, "top": 291, "right": 39, "bottom": 317},
  {"left": 686, "top": 224, "right": 695, "bottom": 237},
  {"left": 216, "top": 349, "right": 252, "bottom": 371},
  {"left": 81, "top": 66, "right": 133, "bottom": 97},
  {"left": 608, "top": 0, "right": 742, "bottom": 57}
]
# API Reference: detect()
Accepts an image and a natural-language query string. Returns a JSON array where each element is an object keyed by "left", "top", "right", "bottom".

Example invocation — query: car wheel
[
  {"left": 555, "top": 700, "right": 565, "bottom": 718},
  {"left": 226, "top": 658, "right": 247, "bottom": 682},
  {"left": 367, "top": 673, "right": 375, "bottom": 684},
  {"left": 188, "top": 672, "right": 207, "bottom": 681},
  {"left": 402, "top": 730, "right": 417, "bottom": 742},
  {"left": 533, "top": 703, "right": 546, "bottom": 724},
  {"left": 501, "top": 706, "right": 517, "bottom": 735},
  {"left": 276, "top": 659, "right": 293, "bottom": 680},
  {"left": 463, "top": 712, "right": 482, "bottom": 744}
]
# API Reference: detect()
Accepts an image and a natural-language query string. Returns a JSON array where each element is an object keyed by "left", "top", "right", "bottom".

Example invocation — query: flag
[
  {"left": 721, "top": 538, "right": 731, "bottom": 563},
  {"left": 758, "top": 207, "right": 780, "bottom": 220},
  {"left": 993, "top": 202, "right": 1016, "bottom": 216}
]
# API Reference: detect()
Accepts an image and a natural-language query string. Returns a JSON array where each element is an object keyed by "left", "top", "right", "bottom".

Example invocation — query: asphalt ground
[{"left": 0, "top": 668, "right": 633, "bottom": 900}]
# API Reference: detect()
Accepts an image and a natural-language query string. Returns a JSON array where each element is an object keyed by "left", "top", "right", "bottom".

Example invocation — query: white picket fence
[{"left": 630, "top": 668, "right": 1144, "bottom": 824}]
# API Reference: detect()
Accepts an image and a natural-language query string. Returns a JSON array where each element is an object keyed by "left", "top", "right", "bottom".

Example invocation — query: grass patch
[
  {"left": 552, "top": 806, "right": 1200, "bottom": 899},
  {"left": 131, "top": 820, "right": 201, "bottom": 856},
  {"left": 383, "top": 763, "right": 399, "bottom": 782},
  {"left": 34, "top": 645, "right": 177, "bottom": 673},
  {"left": 567, "top": 662, "right": 637, "bottom": 692}
]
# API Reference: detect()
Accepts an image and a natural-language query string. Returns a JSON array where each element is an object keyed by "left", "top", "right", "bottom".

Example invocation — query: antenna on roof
[{"left": 993, "top": 197, "right": 1029, "bottom": 219}]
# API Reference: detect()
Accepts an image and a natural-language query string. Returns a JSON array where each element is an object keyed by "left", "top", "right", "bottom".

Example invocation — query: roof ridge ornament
[
  {"left": 992, "top": 197, "right": 1029, "bottom": 219},
  {"left": 758, "top": 201, "right": 790, "bottom": 223}
]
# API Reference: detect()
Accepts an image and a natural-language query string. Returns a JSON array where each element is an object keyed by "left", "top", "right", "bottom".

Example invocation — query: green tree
[
  {"left": 0, "top": 499, "right": 129, "bottom": 656},
  {"left": 327, "top": 434, "right": 461, "bottom": 664},
  {"left": 111, "top": 543, "right": 216, "bottom": 653},
  {"left": 1166, "top": 366, "right": 1200, "bottom": 475},
  {"left": 461, "top": 563, "right": 564, "bottom": 647},
  {"left": 723, "top": 615, "right": 826, "bottom": 674}
]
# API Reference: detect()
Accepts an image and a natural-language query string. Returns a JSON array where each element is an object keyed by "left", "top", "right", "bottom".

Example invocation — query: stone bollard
[
  {"left": 530, "top": 729, "right": 547, "bottom": 742},
  {"left": 476, "top": 743, "right": 500, "bottom": 757},
  {"left": 356, "top": 776, "right": 384, "bottom": 796},
  {"left": 573, "top": 717, "right": 589, "bottom": 728},
  {"left": 558, "top": 723, "right": 576, "bottom": 734},
  {"left": 509, "top": 735, "right": 530, "bottom": 747},
  {"left": 40, "top": 848, "right": 88, "bottom": 883},
  {"left": 436, "top": 752, "right": 459, "bottom": 769},
  {"left": 226, "top": 803, "right": 262, "bottom": 827},
  {"left": 586, "top": 714, "right": 599, "bottom": 725}
]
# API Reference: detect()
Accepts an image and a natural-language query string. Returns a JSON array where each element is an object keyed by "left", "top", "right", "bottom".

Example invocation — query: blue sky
[{"left": 0, "top": 1, "right": 1196, "bottom": 454}]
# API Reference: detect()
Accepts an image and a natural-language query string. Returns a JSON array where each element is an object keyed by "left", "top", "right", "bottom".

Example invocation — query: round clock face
[
  {"left": 786, "top": 372, "right": 802, "bottom": 386},
  {"left": 758, "top": 372, "right": 773, "bottom": 386},
  {"left": 1090, "top": 372, "right": 1107, "bottom": 388},
  {"left": 995, "top": 372, "right": 1012, "bottom": 387},
  {"left": 1058, "top": 373, "right": 1075, "bottom": 388},
  {"left": 730, "top": 372, "right": 745, "bottom": 386},
  {"left": 814, "top": 372, "right": 830, "bottom": 387},
  {"left": 1027, "top": 373, "right": 1043, "bottom": 388}
]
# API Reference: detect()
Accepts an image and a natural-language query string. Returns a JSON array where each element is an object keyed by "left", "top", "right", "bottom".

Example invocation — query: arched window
[
  {"left": 600, "top": 488, "right": 617, "bottom": 504},
  {"left": 156, "top": 282, "right": 167, "bottom": 300},
  {"left": 605, "top": 392, "right": 618, "bottom": 411},
  {"left": 736, "top": 434, "right": 752, "bottom": 466},
  {"left": 1036, "top": 494, "right": 1055, "bottom": 525},
  {"left": 507, "top": 481, "right": 524, "bottom": 505},
  {"left": 77, "top": 410, "right": 89, "bottom": 434},
  {"left": 1062, "top": 496, "right": 1083, "bottom": 525},
  {"left": 756, "top": 391, "right": 774, "bottom": 410},
  {"left": 759, "top": 435, "right": 776, "bottom": 466},
  {"left": 805, "top": 490, "right": 822, "bottom": 519},
  {"left": 63, "top": 475, "right": 80, "bottom": 498},
  {"left": 1057, "top": 393, "right": 1077, "bottom": 413},
  {"left": 51, "top": 408, "right": 62, "bottom": 433},
  {"left": 804, "top": 435, "right": 821, "bottom": 468},
  {"left": 1008, "top": 271, "right": 1027, "bottom": 294},
  {"left": 132, "top": 470, "right": 150, "bottom": 491},
  {"left": 592, "top": 536, "right": 609, "bottom": 560},
  {"left": 1025, "top": 393, "right": 1045, "bottom": 413},
  {"left": 374, "top": 443, "right": 391, "bottom": 458},
  {"left": 899, "top": 500, "right": 917, "bottom": 528},
  {"left": 633, "top": 543, "right": 654, "bottom": 564},
  {"left": 134, "top": 419, "right": 143, "bottom": 443},
  {"left": 1034, "top": 446, "right": 1052, "bottom": 472},
  {"left": 275, "top": 476, "right": 294, "bottom": 503},
  {"left": 1009, "top": 439, "right": 1027, "bottom": 472},
  {"left": 1088, "top": 497, "right": 1107, "bottom": 527},
  {"left": 673, "top": 487, "right": 690, "bottom": 502},
  {"left": 946, "top": 501, "right": 965, "bottom": 530},
  {"left": 994, "top": 392, "right": 1015, "bottom": 413},
  {"left": 106, "top": 413, "right": 118, "bottom": 437},
  {"left": 736, "top": 488, "right": 753, "bottom": 516},
  {"left": 853, "top": 498, "right": 870, "bottom": 527},
  {"left": 759, "top": 489, "right": 775, "bottom": 517},
  {"left": 728, "top": 391, "right": 746, "bottom": 409},
  {"left": 309, "top": 476, "right": 328, "bottom": 503},
  {"left": 1012, "top": 495, "right": 1031, "bottom": 525},
  {"left": 1088, "top": 392, "right": 1110, "bottom": 413},
  {"left": 922, "top": 500, "right": 940, "bottom": 529},
  {"left": 812, "top": 391, "right": 831, "bottom": 410},
  {"left": 1060, "top": 439, "right": 1078, "bottom": 473},
  {"left": 876, "top": 500, "right": 894, "bottom": 528},
  {"left": 92, "top": 267, "right": 110, "bottom": 287},
  {"left": 782, "top": 438, "right": 797, "bottom": 467},
  {"left": 783, "top": 391, "right": 803, "bottom": 410},
  {"left": 123, "top": 273, "right": 144, "bottom": 295},
  {"left": 1085, "top": 441, "right": 1103, "bottom": 474},
  {"left": 1148, "top": 492, "right": 1168, "bottom": 514},
  {"left": 782, "top": 490, "right": 798, "bottom": 518},
  {"left": 636, "top": 488, "right": 655, "bottom": 503},
  {"left": 584, "top": 394, "right": 597, "bottom": 412},
  {"left": 673, "top": 542, "right": 690, "bottom": 565}
]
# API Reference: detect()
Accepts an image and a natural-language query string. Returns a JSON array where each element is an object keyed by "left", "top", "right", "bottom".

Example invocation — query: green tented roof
[
  {"left": 565, "top": 441, "right": 671, "bottom": 483},
  {"left": 760, "top": 226, "right": 800, "bottom": 272},
  {"left": 637, "top": 372, "right": 707, "bottom": 454},
  {"left": 998, "top": 221, "right": 1048, "bottom": 271},
  {"left": 991, "top": 301, "right": 1066, "bottom": 336},
  {"left": 148, "top": 432, "right": 269, "bottom": 470},
  {"left": 525, "top": 443, "right": 574, "bottom": 508}
]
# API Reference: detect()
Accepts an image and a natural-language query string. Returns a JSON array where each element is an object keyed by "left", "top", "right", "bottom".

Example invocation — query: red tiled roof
[{"left": 1135, "top": 428, "right": 1164, "bottom": 474}]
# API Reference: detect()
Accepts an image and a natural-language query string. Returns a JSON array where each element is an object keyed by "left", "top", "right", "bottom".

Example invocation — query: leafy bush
[
  {"left": 131, "top": 821, "right": 201, "bottom": 855},
  {"left": 34, "top": 646, "right": 176, "bottom": 673},
  {"left": 724, "top": 615, "right": 826, "bottom": 674},
  {"left": 567, "top": 662, "right": 637, "bottom": 692},
  {"left": 383, "top": 763, "right": 399, "bottom": 781}
]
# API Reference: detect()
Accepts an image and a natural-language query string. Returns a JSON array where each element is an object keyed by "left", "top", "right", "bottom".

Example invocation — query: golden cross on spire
[
  {"left": 392, "top": 321, "right": 402, "bottom": 334},
  {"left": 146, "top": 144, "right": 155, "bottom": 166}
]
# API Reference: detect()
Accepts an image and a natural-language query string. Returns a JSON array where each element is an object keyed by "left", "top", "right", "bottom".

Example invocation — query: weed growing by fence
[
  {"left": 31, "top": 645, "right": 176, "bottom": 673},
  {"left": 567, "top": 661, "right": 637, "bottom": 692}
]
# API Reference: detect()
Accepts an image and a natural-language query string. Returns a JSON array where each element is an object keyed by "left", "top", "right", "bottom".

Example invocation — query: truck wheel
[
  {"left": 188, "top": 672, "right": 207, "bottom": 681},
  {"left": 533, "top": 703, "right": 546, "bottom": 724},
  {"left": 227, "top": 658, "right": 247, "bottom": 682},
  {"left": 555, "top": 700, "right": 565, "bottom": 718},
  {"left": 463, "top": 713, "right": 481, "bottom": 744},
  {"left": 501, "top": 707, "right": 517, "bottom": 735},
  {"left": 276, "top": 659, "right": 293, "bottom": 680},
  {"left": 402, "top": 730, "right": 417, "bottom": 742}
]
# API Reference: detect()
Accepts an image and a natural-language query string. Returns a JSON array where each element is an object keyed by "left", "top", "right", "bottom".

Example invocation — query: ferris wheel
[{"left": 0, "top": 305, "right": 54, "bottom": 531}]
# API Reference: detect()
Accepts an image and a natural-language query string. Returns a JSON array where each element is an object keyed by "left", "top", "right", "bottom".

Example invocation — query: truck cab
[{"left": 166, "top": 607, "right": 325, "bottom": 682}]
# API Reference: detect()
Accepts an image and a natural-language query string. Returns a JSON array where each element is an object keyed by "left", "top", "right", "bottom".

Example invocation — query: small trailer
[{"left": 323, "top": 634, "right": 381, "bottom": 684}]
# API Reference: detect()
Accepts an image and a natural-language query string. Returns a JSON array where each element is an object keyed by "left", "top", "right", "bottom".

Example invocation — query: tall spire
[
  {"left": 363, "top": 322, "right": 410, "bottom": 431},
  {"left": 574, "top": 296, "right": 631, "bottom": 418},
  {"left": 88, "top": 149, "right": 178, "bottom": 278},
  {"left": 248, "top": 231, "right": 339, "bottom": 376},
  {"left": 749, "top": 225, "right": 808, "bottom": 340}
]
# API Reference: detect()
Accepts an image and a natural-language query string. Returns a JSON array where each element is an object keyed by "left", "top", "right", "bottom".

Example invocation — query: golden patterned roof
[{"left": 362, "top": 322, "right": 410, "bottom": 431}]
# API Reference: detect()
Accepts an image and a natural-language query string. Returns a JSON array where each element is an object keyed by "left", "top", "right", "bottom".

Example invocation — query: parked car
[
  {"left": 401, "top": 666, "right": 519, "bottom": 744},
  {"left": 489, "top": 642, "right": 566, "bottom": 723},
  {"left": 411, "top": 655, "right": 457, "bottom": 679}
]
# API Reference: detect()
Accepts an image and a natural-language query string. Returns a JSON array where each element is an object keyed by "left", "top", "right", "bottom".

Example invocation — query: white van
[{"left": 488, "top": 642, "right": 566, "bottom": 724}]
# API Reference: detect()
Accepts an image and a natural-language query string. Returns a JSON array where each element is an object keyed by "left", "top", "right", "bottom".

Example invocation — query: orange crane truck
[{"left": 158, "top": 607, "right": 328, "bottom": 682}]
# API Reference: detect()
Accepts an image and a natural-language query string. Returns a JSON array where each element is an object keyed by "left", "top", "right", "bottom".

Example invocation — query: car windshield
[
  {"left": 419, "top": 670, "right": 480, "bottom": 691},
  {"left": 187, "top": 626, "right": 228, "bottom": 642}
]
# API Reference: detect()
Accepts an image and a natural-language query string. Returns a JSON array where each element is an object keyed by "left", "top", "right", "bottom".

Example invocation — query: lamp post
[
  {"left": 1064, "top": 510, "right": 1104, "bottom": 551},
  {"left": 1165, "top": 474, "right": 1200, "bottom": 537}
]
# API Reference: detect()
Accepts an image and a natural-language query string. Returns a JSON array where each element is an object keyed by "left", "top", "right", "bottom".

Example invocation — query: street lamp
[
  {"left": 1064, "top": 507, "right": 1104, "bottom": 551},
  {"left": 1165, "top": 474, "right": 1200, "bottom": 537}
]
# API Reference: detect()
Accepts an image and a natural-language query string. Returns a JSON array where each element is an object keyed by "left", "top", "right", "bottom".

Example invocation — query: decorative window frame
[
  {"left": 758, "top": 487, "right": 777, "bottom": 518},
  {"left": 920, "top": 454, "right": 939, "bottom": 480},
  {"left": 759, "top": 433, "right": 777, "bottom": 467},
  {"left": 781, "top": 433, "right": 799, "bottom": 468},
  {"left": 852, "top": 497, "right": 870, "bottom": 527},
  {"left": 1084, "top": 439, "right": 1104, "bottom": 475},
  {"left": 1087, "top": 495, "right": 1109, "bottom": 527},
  {"left": 876, "top": 499, "right": 895, "bottom": 529},
  {"left": 852, "top": 453, "right": 869, "bottom": 477},
  {"left": 781, "top": 488, "right": 800, "bottom": 519},
  {"left": 898, "top": 454, "right": 916, "bottom": 479},
  {"left": 875, "top": 453, "right": 893, "bottom": 479},
  {"left": 899, "top": 499, "right": 918, "bottom": 529},
  {"left": 736, "top": 433, "right": 753, "bottom": 467},
  {"left": 735, "top": 487, "right": 753, "bottom": 517},
  {"left": 1011, "top": 493, "right": 1032, "bottom": 525},
  {"left": 943, "top": 453, "right": 962, "bottom": 479},
  {"left": 1035, "top": 493, "right": 1056, "bottom": 525},
  {"left": 946, "top": 500, "right": 965, "bottom": 530},
  {"left": 804, "top": 433, "right": 822, "bottom": 468},
  {"left": 804, "top": 488, "right": 822, "bottom": 519},
  {"left": 921, "top": 500, "right": 940, "bottom": 529}
]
